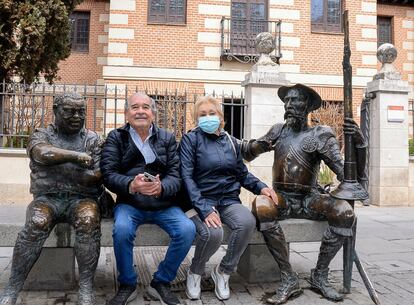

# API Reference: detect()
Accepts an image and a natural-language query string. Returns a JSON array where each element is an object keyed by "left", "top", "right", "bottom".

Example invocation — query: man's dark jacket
[{"left": 100, "top": 123, "right": 181, "bottom": 210}]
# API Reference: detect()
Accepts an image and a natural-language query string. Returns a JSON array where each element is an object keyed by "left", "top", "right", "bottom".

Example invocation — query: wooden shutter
[
  {"left": 311, "top": 0, "right": 342, "bottom": 33},
  {"left": 230, "top": 0, "right": 267, "bottom": 54},
  {"left": 148, "top": 0, "right": 167, "bottom": 23},
  {"left": 148, "top": 0, "right": 186, "bottom": 24},
  {"left": 167, "top": 0, "right": 186, "bottom": 24}
]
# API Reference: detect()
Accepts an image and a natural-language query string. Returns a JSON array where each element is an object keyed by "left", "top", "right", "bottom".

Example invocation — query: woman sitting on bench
[{"left": 179, "top": 96, "right": 277, "bottom": 301}]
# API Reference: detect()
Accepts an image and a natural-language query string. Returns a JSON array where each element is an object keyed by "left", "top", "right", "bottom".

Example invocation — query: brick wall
[
  {"left": 55, "top": 0, "right": 414, "bottom": 132},
  {"left": 376, "top": 4, "right": 414, "bottom": 138},
  {"left": 57, "top": 0, "right": 108, "bottom": 84},
  {"left": 57, "top": 1, "right": 414, "bottom": 84},
  {"left": 377, "top": 4, "right": 414, "bottom": 83}
]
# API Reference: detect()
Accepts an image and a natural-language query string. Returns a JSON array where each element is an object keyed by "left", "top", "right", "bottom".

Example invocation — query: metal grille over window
[
  {"left": 311, "top": 0, "right": 342, "bottom": 33},
  {"left": 221, "top": 0, "right": 281, "bottom": 65},
  {"left": 69, "top": 12, "right": 90, "bottom": 52},
  {"left": 230, "top": 0, "right": 267, "bottom": 55},
  {"left": 148, "top": 0, "right": 186, "bottom": 24},
  {"left": 377, "top": 17, "right": 393, "bottom": 47}
]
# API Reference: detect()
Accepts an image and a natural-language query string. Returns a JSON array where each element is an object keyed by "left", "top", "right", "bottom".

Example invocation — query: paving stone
[
  {"left": 222, "top": 298, "right": 239, "bottom": 305},
  {"left": 228, "top": 282, "right": 246, "bottom": 292}
]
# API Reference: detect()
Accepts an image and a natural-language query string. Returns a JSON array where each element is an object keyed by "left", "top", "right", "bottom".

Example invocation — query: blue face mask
[{"left": 198, "top": 115, "right": 221, "bottom": 134}]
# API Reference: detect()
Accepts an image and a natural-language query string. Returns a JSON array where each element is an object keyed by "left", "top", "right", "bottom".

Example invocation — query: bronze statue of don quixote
[{"left": 242, "top": 10, "right": 380, "bottom": 305}]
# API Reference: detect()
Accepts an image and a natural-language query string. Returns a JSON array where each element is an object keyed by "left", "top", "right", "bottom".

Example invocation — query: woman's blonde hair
[{"left": 193, "top": 96, "right": 225, "bottom": 130}]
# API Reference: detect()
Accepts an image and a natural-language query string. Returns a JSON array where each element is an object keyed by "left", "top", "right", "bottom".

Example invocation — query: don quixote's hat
[{"left": 277, "top": 84, "right": 322, "bottom": 112}]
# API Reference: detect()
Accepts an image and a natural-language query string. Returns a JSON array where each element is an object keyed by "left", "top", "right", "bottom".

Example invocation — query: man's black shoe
[
  {"left": 147, "top": 279, "right": 180, "bottom": 305},
  {"left": 107, "top": 284, "right": 137, "bottom": 305}
]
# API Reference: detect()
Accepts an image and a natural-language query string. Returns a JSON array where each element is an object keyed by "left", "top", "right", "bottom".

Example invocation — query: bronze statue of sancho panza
[{"left": 0, "top": 93, "right": 103, "bottom": 305}]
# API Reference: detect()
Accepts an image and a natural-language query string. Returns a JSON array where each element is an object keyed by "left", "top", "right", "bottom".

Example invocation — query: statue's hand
[
  {"left": 343, "top": 118, "right": 365, "bottom": 147},
  {"left": 77, "top": 152, "right": 93, "bottom": 168}
]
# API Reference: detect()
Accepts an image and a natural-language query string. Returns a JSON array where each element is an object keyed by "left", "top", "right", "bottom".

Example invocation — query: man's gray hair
[{"left": 124, "top": 93, "right": 157, "bottom": 114}]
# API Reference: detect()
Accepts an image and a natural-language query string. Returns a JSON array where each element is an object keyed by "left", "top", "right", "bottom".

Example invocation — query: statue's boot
[
  {"left": 0, "top": 295, "right": 16, "bottom": 305},
  {"left": 0, "top": 230, "right": 48, "bottom": 305},
  {"left": 310, "top": 268, "right": 343, "bottom": 301},
  {"left": 262, "top": 224, "right": 303, "bottom": 304},
  {"left": 266, "top": 271, "right": 302, "bottom": 304},
  {"left": 75, "top": 233, "right": 100, "bottom": 305},
  {"left": 309, "top": 227, "right": 345, "bottom": 301}
]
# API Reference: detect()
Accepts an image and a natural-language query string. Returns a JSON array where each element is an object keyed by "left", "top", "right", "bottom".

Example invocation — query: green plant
[
  {"left": 0, "top": 0, "right": 84, "bottom": 83},
  {"left": 409, "top": 138, "right": 414, "bottom": 155},
  {"left": 318, "top": 162, "right": 334, "bottom": 186},
  {"left": 4, "top": 132, "right": 30, "bottom": 148}
]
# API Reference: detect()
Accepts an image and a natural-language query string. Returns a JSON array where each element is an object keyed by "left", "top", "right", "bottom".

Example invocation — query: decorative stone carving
[
  {"left": 254, "top": 32, "right": 277, "bottom": 67},
  {"left": 373, "top": 43, "right": 401, "bottom": 80},
  {"left": 242, "top": 32, "right": 288, "bottom": 85}
]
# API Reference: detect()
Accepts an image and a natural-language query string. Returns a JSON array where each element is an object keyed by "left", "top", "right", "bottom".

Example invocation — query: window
[
  {"left": 230, "top": 0, "right": 268, "bottom": 54},
  {"left": 69, "top": 12, "right": 90, "bottom": 52},
  {"left": 311, "top": 0, "right": 342, "bottom": 33},
  {"left": 377, "top": 17, "right": 393, "bottom": 47},
  {"left": 148, "top": 0, "right": 186, "bottom": 24},
  {"left": 223, "top": 98, "right": 245, "bottom": 139}
]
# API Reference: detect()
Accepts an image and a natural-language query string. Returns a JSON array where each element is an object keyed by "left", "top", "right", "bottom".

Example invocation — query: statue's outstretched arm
[
  {"left": 31, "top": 144, "right": 92, "bottom": 168},
  {"left": 240, "top": 138, "right": 273, "bottom": 162},
  {"left": 240, "top": 124, "right": 283, "bottom": 162}
]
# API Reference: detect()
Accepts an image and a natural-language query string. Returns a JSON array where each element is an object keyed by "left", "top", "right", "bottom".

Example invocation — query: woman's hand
[
  {"left": 204, "top": 211, "right": 222, "bottom": 228},
  {"left": 261, "top": 187, "right": 278, "bottom": 206}
]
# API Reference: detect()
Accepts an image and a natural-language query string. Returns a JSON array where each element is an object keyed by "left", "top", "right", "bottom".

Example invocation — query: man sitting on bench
[{"left": 100, "top": 93, "right": 195, "bottom": 305}]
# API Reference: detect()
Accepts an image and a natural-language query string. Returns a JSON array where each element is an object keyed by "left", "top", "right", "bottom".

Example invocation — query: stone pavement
[{"left": 0, "top": 204, "right": 413, "bottom": 305}]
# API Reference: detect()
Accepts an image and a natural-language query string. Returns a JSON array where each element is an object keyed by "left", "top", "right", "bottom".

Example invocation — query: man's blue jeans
[{"left": 113, "top": 204, "right": 196, "bottom": 286}]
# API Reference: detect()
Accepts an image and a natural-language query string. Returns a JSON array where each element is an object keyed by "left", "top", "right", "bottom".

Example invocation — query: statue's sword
[{"left": 330, "top": 10, "right": 380, "bottom": 305}]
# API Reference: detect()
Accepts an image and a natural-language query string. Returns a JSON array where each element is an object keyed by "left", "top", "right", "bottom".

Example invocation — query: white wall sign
[{"left": 387, "top": 105, "right": 405, "bottom": 123}]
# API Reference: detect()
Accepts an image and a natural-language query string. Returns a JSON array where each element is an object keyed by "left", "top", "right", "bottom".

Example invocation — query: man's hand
[
  {"left": 204, "top": 211, "right": 222, "bottom": 228},
  {"left": 260, "top": 187, "right": 278, "bottom": 206},
  {"left": 77, "top": 152, "right": 93, "bottom": 168},
  {"left": 129, "top": 174, "right": 162, "bottom": 197},
  {"left": 343, "top": 118, "right": 365, "bottom": 147}
]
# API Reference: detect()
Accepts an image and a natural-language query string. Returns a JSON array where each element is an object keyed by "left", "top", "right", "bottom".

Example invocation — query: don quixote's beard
[{"left": 284, "top": 112, "right": 307, "bottom": 131}]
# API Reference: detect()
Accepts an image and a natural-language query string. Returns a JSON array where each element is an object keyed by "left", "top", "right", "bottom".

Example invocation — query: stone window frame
[
  {"left": 69, "top": 11, "right": 90, "bottom": 53},
  {"left": 147, "top": 0, "right": 187, "bottom": 25},
  {"left": 311, "top": 0, "right": 343, "bottom": 34},
  {"left": 377, "top": 16, "right": 393, "bottom": 47}
]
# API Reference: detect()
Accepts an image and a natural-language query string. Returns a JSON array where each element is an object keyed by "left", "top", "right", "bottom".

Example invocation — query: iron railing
[
  {"left": 220, "top": 17, "right": 282, "bottom": 65},
  {"left": 0, "top": 81, "right": 246, "bottom": 149}
]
